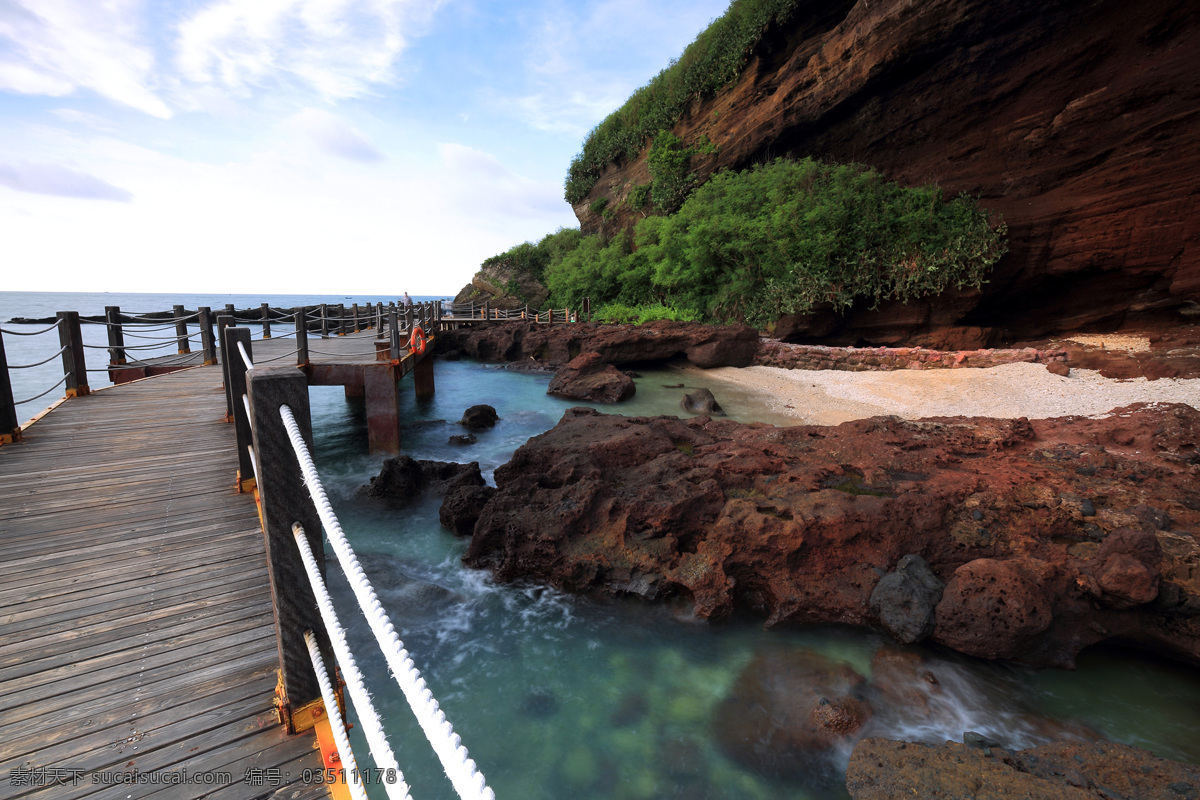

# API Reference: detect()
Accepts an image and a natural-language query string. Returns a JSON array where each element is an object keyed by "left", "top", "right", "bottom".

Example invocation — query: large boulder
[
  {"left": 465, "top": 403, "right": 1200, "bottom": 667},
  {"left": 459, "top": 405, "right": 499, "bottom": 431},
  {"left": 681, "top": 388, "right": 722, "bottom": 415},
  {"left": 439, "top": 485, "right": 497, "bottom": 537},
  {"left": 547, "top": 352, "right": 635, "bottom": 403}
]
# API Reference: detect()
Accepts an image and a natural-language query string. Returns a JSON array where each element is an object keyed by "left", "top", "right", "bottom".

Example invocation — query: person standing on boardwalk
[{"left": 403, "top": 292, "right": 413, "bottom": 307}]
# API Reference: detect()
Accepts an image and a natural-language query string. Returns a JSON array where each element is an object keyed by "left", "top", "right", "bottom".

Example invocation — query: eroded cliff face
[{"left": 578, "top": 0, "right": 1200, "bottom": 343}]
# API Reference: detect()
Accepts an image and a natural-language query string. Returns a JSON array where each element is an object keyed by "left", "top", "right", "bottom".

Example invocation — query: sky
[{"left": 0, "top": 0, "right": 730, "bottom": 295}]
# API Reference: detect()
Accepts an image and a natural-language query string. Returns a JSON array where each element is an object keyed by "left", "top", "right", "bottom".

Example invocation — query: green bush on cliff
[
  {"left": 546, "top": 157, "right": 1007, "bottom": 326},
  {"left": 591, "top": 302, "right": 703, "bottom": 324},
  {"left": 481, "top": 227, "right": 583, "bottom": 284},
  {"left": 564, "top": 0, "right": 803, "bottom": 205}
]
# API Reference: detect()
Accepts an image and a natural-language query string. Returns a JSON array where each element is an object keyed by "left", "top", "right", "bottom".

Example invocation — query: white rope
[
  {"left": 9, "top": 345, "right": 69, "bottom": 369},
  {"left": 280, "top": 405, "right": 495, "bottom": 800},
  {"left": 238, "top": 341, "right": 254, "bottom": 371},
  {"left": 292, "top": 525, "right": 412, "bottom": 800},
  {"left": 303, "top": 631, "right": 370, "bottom": 800},
  {"left": 246, "top": 444, "right": 257, "bottom": 479}
]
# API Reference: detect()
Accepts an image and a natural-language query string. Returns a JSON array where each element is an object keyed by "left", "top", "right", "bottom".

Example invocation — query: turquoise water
[{"left": 308, "top": 360, "right": 1200, "bottom": 800}]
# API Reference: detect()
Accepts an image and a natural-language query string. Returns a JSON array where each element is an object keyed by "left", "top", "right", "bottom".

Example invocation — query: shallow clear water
[{"left": 308, "top": 360, "right": 1200, "bottom": 800}]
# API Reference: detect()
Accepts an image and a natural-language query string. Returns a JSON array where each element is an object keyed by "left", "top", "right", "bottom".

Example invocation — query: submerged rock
[
  {"left": 714, "top": 651, "right": 872, "bottom": 780},
  {"left": 355, "top": 553, "right": 462, "bottom": 625},
  {"left": 846, "top": 738, "right": 1200, "bottom": 800},
  {"left": 547, "top": 351, "right": 635, "bottom": 403}
]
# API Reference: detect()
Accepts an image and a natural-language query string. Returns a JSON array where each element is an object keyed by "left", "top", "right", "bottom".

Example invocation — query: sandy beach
[{"left": 684, "top": 362, "right": 1200, "bottom": 425}]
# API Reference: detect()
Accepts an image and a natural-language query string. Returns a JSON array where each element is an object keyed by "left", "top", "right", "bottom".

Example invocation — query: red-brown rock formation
[
  {"left": 576, "top": 0, "right": 1200, "bottom": 342},
  {"left": 464, "top": 403, "right": 1200, "bottom": 667}
]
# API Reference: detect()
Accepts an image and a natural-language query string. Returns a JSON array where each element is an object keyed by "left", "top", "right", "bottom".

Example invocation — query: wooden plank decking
[{"left": 0, "top": 366, "right": 328, "bottom": 799}]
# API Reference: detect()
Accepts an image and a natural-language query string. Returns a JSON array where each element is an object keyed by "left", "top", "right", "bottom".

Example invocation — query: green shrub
[
  {"left": 626, "top": 182, "right": 653, "bottom": 211},
  {"left": 592, "top": 302, "right": 703, "bottom": 324},
  {"left": 564, "top": 0, "right": 801, "bottom": 204}
]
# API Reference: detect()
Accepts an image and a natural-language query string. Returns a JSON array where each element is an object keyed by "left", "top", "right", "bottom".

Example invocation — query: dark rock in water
[
  {"left": 448, "top": 433, "right": 477, "bottom": 446},
  {"left": 441, "top": 349, "right": 462, "bottom": 361},
  {"left": 681, "top": 387, "right": 722, "bottom": 415},
  {"left": 623, "top": 370, "right": 641, "bottom": 379},
  {"left": 502, "top": 359, "right": 560, "bottom": 374},
  {"left": 846, "top": 738, "right": 1200, "bottom": 800},
  {"left": 355, "top": 553, "right": 462, "bottom": 625},
  {"left": 439, "top": 485, "right": 497, "bottom": 537},
  {"left": 460, "top": 404, "right": 499, "bottom": 430},
  {"left": 662, "top": 383, "right": 684, "bottom": 389},
  {"left": 714, "top": 651, "right": 872, "bottom": 780},
  {"left": 963, "top": 731, "right": 1004, "bottom": 750},
  {"left": 547, "top": 351, "right": 635, "bottom": 403},
  {"left": 519, "top": 689, "right": 558, "bottom": 718},
  {"left": 364, "top": 456, "right": 484, "bottom": 505},
  {"left": 869, "top": 554, "right": 945, "bottom": 644}
]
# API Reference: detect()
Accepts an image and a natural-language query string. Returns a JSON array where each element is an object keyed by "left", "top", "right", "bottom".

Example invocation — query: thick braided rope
[
  {"left": 293, "top": 525, "right": 413, "bottom": 800},
  {"left": 280, "top": 405, "right": 495, "bottom": 800},
  {"left": 304, "top": 631, "right": 370, "bottom": 800}
]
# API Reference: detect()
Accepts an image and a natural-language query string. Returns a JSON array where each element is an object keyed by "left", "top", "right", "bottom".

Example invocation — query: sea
[{"left": 3, "top": 291, "right": 1199, "bottom": 799}]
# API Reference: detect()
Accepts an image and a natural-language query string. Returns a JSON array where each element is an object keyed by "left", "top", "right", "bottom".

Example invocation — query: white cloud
[
  {"left": 175, "top": 0, "right": 444, "bottom": 102},
  {"left": 288, "top": 108, "right": 386, "bottom": 162},
  {"left": 438, "top": 142, "right": 567, "bottom": 219},
  {"left": 0, "top": 0, "right": 170, "bottom": 118},
  {"left": 0, "top": 161, "right": 133, "bottom": 201}
]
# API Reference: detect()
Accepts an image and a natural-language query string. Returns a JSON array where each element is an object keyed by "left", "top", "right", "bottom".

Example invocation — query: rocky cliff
[{"left": 576, "top": 0, "right": 1200, "bottom": 343}]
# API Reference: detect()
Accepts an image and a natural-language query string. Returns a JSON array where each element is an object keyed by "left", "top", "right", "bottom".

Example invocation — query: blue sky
[{"left": 0, "top": 0, "right": 729, "bottom": 295}]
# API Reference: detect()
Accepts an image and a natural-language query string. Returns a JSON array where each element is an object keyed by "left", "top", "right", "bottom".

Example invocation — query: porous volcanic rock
[
  {"left": 547, "top": 352, "right": 635, "bottom": 403},
  {"left": 574, "top": 0, "right": 1200, "bottom": 343},
  {"left": 439, "top": 485, "right": 497, "bottom": 537},
  {"left": 433, "top": 320, "right": 758, "bottom": 368},
  {"left": 845, "top": 738, "right": 1200, "bottom": 800},
  {"left": 465, "top": 403, "right": 1200, "bottom": 667},
  {"left": 365, "top": 456, "right": 484, "bottom": 505}
]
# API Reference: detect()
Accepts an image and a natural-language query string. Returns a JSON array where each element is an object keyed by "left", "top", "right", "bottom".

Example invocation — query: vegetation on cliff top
[
  {"left": 492, "top": 157, "right": 1006, "bottom": 327},
  {"left": 564, "top": 0, "right": 803, "bottom": 205}
]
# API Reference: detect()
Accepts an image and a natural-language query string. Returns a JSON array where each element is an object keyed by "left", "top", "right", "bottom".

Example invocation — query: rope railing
[
  {"left": 0, "top": 320, "right": 63, "bottom": 336},
  {"left": 279, "top": 403, "right": 495, "bottom": 800},
  {"left": 9, "top": 345, "right": 69, "bottom": 369},
  {"left": 304, "top": 631, "right": 371, "bottom": 800},
  {"left": 13, "top": 373, "right": 70, "bottom": 406},
  {"left": 294, "top": 525, "right": 411, "bottom": 800}
]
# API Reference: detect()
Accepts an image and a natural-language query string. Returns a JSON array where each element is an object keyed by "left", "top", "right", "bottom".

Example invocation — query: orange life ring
[{"left": 409, "top": 325, "right": 426, "bottom": 355}]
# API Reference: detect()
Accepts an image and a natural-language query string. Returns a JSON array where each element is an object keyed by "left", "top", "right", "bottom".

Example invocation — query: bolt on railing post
[
  {"left": 261, "top": 303, "right": 272, "bottom": 339},
  {"left": 246, "top": 367, "right": 329, "bottom": 730},
  {"left": 223, "top": 326, "right": 256, "bottom": 490},
  {"left": 0, "top": 330, "right": 20, "bottom": 444},
  {"left": 105, "top": 306, "right": 126, "bottom": 367},
  {"left": 198, "top": 307, "right": 217, "bottom": 365},
  {"left": 319, "top": 304, "right": 329, "bottom": 339},
  {"left": 172, "top": 305, "right": 190, "bottom": 354},
  {"left": 56, "top": 311, "right": 89, "bottom": 397},
  {"left": 295, "top": 312, "right": 309, "bottom": 366}
]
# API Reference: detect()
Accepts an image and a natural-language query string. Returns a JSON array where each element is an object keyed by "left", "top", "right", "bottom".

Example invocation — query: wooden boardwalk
[{"left": 0, "top": 366, "right": 328, "bottom": 799}]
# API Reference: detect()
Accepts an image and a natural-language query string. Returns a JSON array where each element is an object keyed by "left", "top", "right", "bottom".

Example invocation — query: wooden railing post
[
  {"left": 261, "top": 303, "right": 272, "bottom": 339},
  {"left": 218, "top": 315, "right": 236, "bottom": 419},
  {"left": 225, "top": 303, "right": 236, "bottom": 317},
  {"left": 320, "top": 304, "right": 329, "bottom": 339},
  {"left": 583, "top": 297, "right": 591, "bottom": 322},
  {"left": 295, "top": 312, "right": 309, "bottom": 366},
  {"left": 105, "top": 306, "right": 126, "bottom": 368},
  {"left": 389, "top": 308, "right": 401, "bottom": 360},
  {"left": 198, "top": 307, "right": 217, "bottom": 365},
  {"left": 173, "top": 305, "right": 190, "bottom": 354},
  {"left": 56, "top": 311, "right": 89, "bottom": 397},
  {"left": 351, "top": 303, "right": 359, "bottom": 333},
  {"left": 223, "top": 326, "right": 256, "bottom": 490},
  {"left": 0, "top": 330, "right": 20, "bottom": 443},
  {"left": 482, "top": 300, "right": 489, "bottom": 323},
  {"left": 246, "top": 366, "right": 329, "bottom": 730}
]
